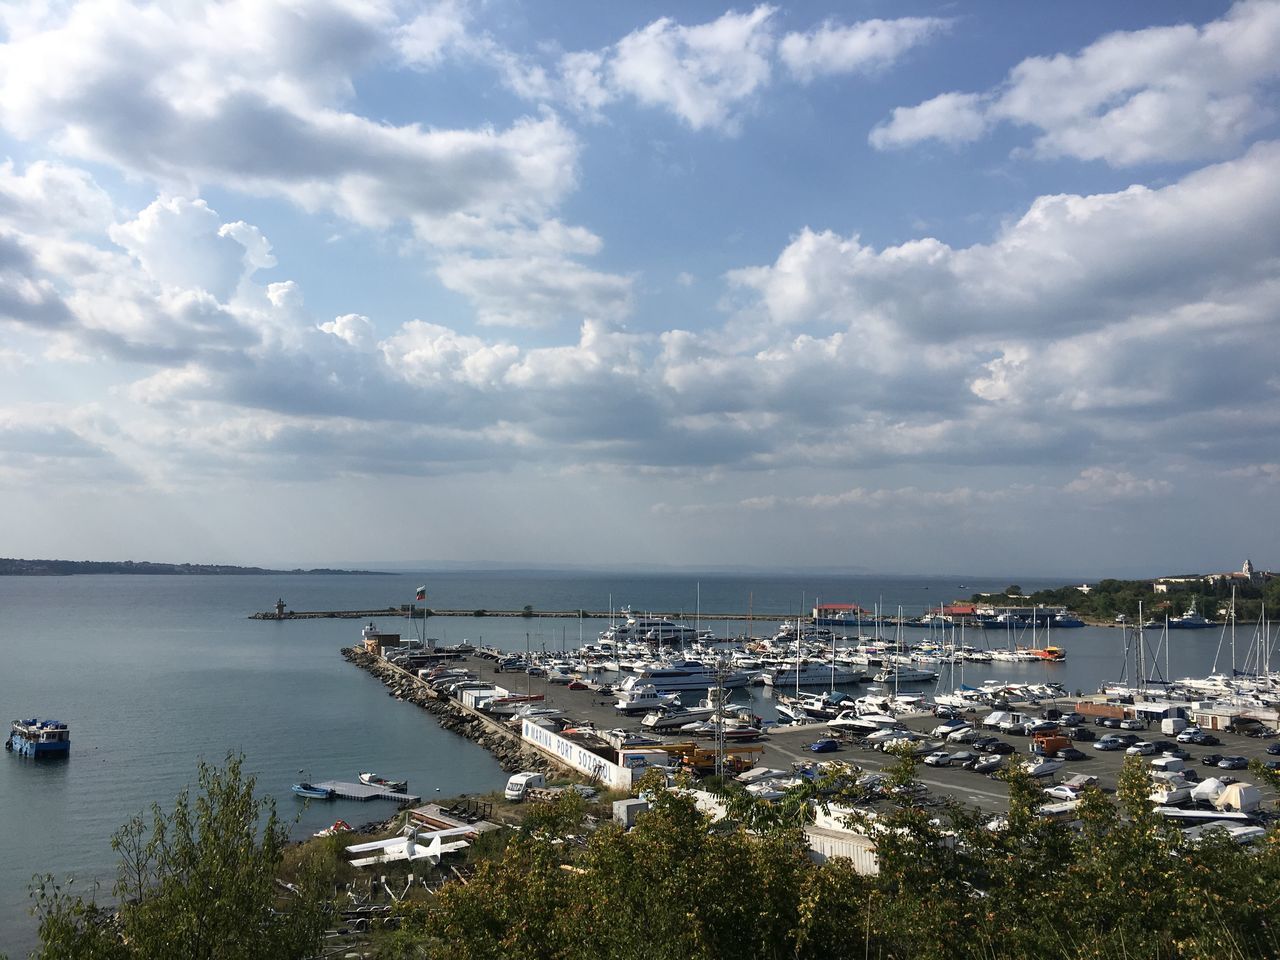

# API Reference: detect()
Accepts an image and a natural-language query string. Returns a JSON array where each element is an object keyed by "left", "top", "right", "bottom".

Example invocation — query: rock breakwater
[{"left": 341, "top": 647, "right": 556, "bottom": 776}]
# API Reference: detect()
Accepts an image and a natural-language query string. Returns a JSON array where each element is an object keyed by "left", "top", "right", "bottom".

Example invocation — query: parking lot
[{"left": 759, "top": 709, "right": 1280, "bottom": 815}]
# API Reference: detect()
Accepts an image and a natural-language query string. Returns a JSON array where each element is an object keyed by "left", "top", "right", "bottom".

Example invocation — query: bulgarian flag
[{"left": 415, "top": 586, "right": 427, "bottom": 601}]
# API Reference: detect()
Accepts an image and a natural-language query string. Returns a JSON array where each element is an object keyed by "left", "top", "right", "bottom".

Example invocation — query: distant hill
[{"left": 0, "top": 558, "right": 384, "bottom": 576}]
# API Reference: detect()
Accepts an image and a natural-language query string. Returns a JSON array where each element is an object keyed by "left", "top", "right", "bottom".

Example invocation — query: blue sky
[{"left": 0, "top": 0, "right": 1277, "bottom": 577}]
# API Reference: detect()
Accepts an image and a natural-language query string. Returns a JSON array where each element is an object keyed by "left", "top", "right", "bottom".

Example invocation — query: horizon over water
[{"left": 0, "top": 569, "right": 1239, "bottom": 953}]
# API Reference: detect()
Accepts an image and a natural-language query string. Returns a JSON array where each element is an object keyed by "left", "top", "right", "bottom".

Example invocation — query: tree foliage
[
  {"left": 32, "top": 754, "right": 332, "bottom": 960},
  {"left": 382, "top": 750, "right": 1280, "bottom": 960}
]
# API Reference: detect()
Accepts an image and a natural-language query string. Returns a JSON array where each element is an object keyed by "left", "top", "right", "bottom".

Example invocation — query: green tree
[{"left": 32, "top": 754, "right": 332, "bottom": 960}]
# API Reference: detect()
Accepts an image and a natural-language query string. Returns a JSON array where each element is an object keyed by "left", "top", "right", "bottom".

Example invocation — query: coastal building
[
  {"left": 361, "top": 623, "right": 401, "bottom": 656},
  {"left": 520, "top": 719, "right": 668, "bottom": 790}
]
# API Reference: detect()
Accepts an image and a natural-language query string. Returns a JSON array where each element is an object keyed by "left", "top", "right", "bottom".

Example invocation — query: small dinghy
[
  {"left": 359, "top": 772, "right": 408, "bottom": 792},
  {"left": 292, "top": 782, "right": 334, "bottom": 800}
]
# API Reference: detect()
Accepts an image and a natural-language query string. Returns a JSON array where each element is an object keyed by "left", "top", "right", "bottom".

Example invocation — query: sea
[{"left": 0, "top": 570, "right": 1245, "bottom": 954}]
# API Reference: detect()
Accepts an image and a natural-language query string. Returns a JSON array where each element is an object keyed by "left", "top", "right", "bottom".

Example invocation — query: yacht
[
  {"left": 762, "top": 660, "right": 866, "bottom": 688},
  {"left": 630, "top": 660, "right": 752, "bottom": 691},
  {"left": 5, "top": 718, "right": 70, "bottom": 757},
  {"left": 613, "top": 679, "right": 681, "bottom": 715},
  {"left": 600, "top": 608, "right": 699, "bottom": 646},
  {"left": 872, "top": 665, "right": 938, "bottom": 684}
]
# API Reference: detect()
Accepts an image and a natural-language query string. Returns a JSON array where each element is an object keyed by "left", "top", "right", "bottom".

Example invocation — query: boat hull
[{"left": 6, "top": 737, "right": 70, "bottom": 758}]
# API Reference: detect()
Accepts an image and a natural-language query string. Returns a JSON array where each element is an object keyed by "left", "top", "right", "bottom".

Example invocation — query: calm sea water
[{"left": 0, "top": 570, "right": 1242, "bottom": 953}]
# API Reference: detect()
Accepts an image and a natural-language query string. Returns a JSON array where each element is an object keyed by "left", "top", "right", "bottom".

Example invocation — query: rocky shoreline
[{"left": 340, "top": 647, "right": 556, "bottom": 777}]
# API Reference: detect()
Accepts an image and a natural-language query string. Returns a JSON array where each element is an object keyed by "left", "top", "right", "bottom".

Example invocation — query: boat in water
[
  {"left": 359, "top": 771, "right": 408, "bottom": 792},
  {"left": 5, "top": 718, "right": 70, "bottom": 758},
  {"left": 292, "top": 782, "right": 334, "bottom": 800}
]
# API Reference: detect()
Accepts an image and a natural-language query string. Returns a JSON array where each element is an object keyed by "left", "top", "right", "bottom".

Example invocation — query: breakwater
[
  {"left": 259, "top": 607, "right": 755, "bottom": 620},
  {"left": 340, "top": 647, "right": 558, "bottom": 777}
]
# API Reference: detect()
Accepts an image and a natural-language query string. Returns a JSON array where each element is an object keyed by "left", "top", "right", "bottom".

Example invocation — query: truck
[
  {"left": 1030, "top": 733, "right": 1073, "bottom": 757},
  {"left": 504, "top": 771, "right": 546, "bottom": 801}
]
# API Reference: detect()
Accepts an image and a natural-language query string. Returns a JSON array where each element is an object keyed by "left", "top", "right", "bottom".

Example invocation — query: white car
[
  {"left": 1043, "top": 784, "right": 1080, "bottom": 802},
  {"left": 923, "top": 751, "right": 952, "bottom": 767},
  {"left": 1176, "top": 728, "right": 1202, "bottom": 743},
  {"left": 1126, "top": 741, "right": 1156, "bottom": 756},
  {"left": 1119, "top": 718, "right": 1146, "bottom": 731}
]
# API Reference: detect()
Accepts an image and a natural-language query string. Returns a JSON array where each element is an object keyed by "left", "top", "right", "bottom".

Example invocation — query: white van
[
  {"left": 1151, "top": 756, "right": 1185, "bottom": 774},
  {"left": 504, "top": 771, "right": 546, "bottom": 801}
]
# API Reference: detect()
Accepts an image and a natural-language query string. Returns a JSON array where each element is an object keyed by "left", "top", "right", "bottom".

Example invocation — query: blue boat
[
  {"left": 291, "top": 782, "right": 334, "bottom": 800},
  {"left": 5, "top": 718, "right": 70, "bottom": 758}
]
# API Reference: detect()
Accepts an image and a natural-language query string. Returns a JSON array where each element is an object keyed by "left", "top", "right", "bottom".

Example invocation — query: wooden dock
[{"left": 313, "top": 780, "right": 421, "bottom": 804}]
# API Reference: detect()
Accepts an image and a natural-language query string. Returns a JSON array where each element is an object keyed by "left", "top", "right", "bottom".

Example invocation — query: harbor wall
[{"left": 341, "top": 647, "right": 561, "bottom": 777}]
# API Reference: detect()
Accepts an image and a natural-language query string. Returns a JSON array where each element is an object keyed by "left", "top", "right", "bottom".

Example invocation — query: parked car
[
  {"left": 973, "top": 736, "right": 1000, "bottom": 751},
  {"left": 1126, "top": 742, "right": 1156, "bottom": 756},
  {"left": 1161, "top": 746, "right": 1190, "bottom": 760},
  {"left": 986, "top": 741, "right": 1015, "bottom": 755},
  {"left": 923, "top": 751, "right": 952, "bottom": 767},
  {"left": 1057, "top": 747, "right": 1087, "bottom": 761},
  {"left": 1266, "top": 742, "right": 1280, "bottom": 756},
  {"left": 1201, "top": 753, "right": 1225, "bottom": 767},
  {"left": 1093, "top": 738, "right": 1123, "bottom": 752},
  {"left": 1093, "top": 716, "right": 1112, "bottom": 727},
  {"left": 1026, "top": 720, "right": 1060, "bottom": 735},
  {"left": 1115, "top": 734, "right": 1142, "bottom": 746},
  {"left": 1064, "top": 726, "right": 1095, "bottom": 742},
  {"left": 1217, "top": 756, "right": 1249, "bottom": 770},
  {"left": 567, "top": 680, "right": 590, "bottom": 690},
  {"left": 1058, "top": 712, "right": 1084, "bottom": 727},
  {"left": 1043, "top": 784, "right": 1081, "bottom": 801},
  {"left": 1264, "top": 760, "right": 1280, "bottom": 771},
  {"left": 1190, "top": 732, "right": 1220, "bottom": 746},
  {"left": 1119, "top": 718, "right": 1146, "bottom": 731},
  {"left": 1102, "top": 717, "right": 1123, "bottom": 729}
]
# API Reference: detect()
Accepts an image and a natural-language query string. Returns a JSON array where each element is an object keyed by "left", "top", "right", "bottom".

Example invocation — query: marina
[{"left": 1, "top": 569, "right": 1275, "bottom": 953}]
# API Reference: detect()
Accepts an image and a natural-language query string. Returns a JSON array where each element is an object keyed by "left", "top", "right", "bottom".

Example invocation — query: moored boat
[
  {"left": 5, "top": 718, "right": 70, "bottom": 758},
  {"left": 292, "top": 782, "right": 334, "bottom": 800},
  {"left": 359, "top": 771, "right": 408, "bottom": 792}
]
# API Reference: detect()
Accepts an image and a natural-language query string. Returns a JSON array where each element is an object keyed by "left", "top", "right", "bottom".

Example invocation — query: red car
[{"left": 567, "top": 680, "right": 590, "bottom": 691}]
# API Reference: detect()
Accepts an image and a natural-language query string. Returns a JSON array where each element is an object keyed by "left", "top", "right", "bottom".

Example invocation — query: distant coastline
[{"left": 0, "top": 558, "right": 385, "bottom": 576}]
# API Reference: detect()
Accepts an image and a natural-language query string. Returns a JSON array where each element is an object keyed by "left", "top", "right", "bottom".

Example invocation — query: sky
[{"left": 0, "top": 0, "right": 1277, "bottom": 578}]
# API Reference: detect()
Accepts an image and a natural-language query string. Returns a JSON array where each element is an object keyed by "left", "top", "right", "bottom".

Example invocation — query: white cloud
[
  {"left": 318, "top": 313, "right": 374, "bottom": 349},
  {"left": 435, "top": 255, "right": 632, "bottom": 328},
  {"left": 607, "top": 6, "right": 777, "bottom": 133},
  {"left": 872, "top": 1, "right": 1280, "bottom": 165},
  {"left": 0, "top": 159, "right": 115, "bottom": 234},
  {"left": 780, "top": 17, "right": 949, "bottom": 82},
  {"left": 380, "top": 320, "right": 520, "bottom": 388},
  {"left": 0, "top": 1, "right": 581, "bottom": 233},
  {"left": 1064, "top": 467, "right": 1173, "bottom": 500},
  {"left": 109, "top": 197, "right": 256, "bottom": 301},
  {"left": 869, "top": 92, "right": 990, "bottom": 149}
]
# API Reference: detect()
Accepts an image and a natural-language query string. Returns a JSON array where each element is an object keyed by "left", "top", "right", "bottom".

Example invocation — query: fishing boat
[
  {"left": 359, "top": 772, "right": 408, "bottom": 792},
  {"left": 5, "top": 718, "right": 70, "bottom": 757},
  {"left": 292, "top": 782, "right": 334, "bottom": 800}
]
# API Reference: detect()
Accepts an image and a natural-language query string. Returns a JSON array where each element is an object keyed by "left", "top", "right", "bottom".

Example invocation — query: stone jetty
[{"left": 341, "top": 647, "right": 557, "bottom": 776}]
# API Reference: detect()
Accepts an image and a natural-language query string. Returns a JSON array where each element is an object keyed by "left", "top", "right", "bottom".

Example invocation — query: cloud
[
  {"left": 606, "top": 6, "right": 777, "bottom": 133},
  {"left": 435, "top": 255, "right": 632, "bottom": 328},
  {"left": 0, "top": 1, "right": 581, "bottom": 232},
  {"left": 318, "top": 313, "right": 375, "bottom": 349},
  {"left": 444, "top": 7, "right": 947, "bottom": 134},
  {"left": 780, "top": 16, "right": 950, "bottom": 82},
  {"left": 871, "top": 0, "right": 1280, "bottom": 165},
  {"left": 1064, "top": 467, "right": 1173, "bottom": 500}
]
